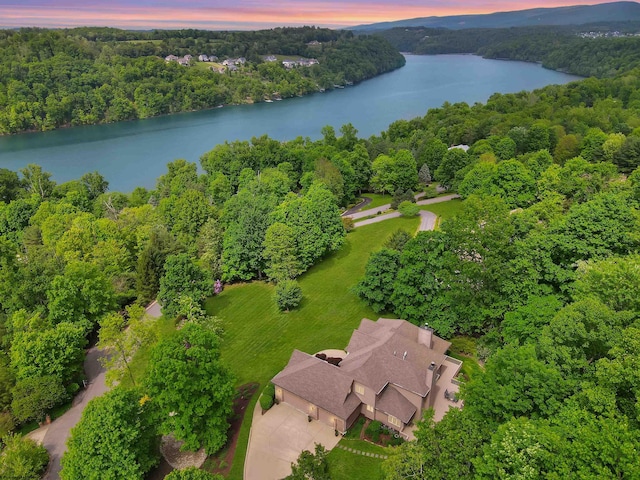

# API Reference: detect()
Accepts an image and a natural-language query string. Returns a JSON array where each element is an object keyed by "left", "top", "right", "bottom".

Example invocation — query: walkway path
[
  {"left": 336, "top": 444, "right": 388, "bottom": 459},
  {"left": 347, "top": 194, "right": 459, "bottom": 221}
]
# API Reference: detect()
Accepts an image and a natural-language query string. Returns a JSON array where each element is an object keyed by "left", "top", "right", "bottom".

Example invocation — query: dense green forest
[
  {"left": 3, "top": 42, "right": 640, "bottom": 478},
  {"left": 0, "top": 26, "right": 404, "bottom": 134},
  {"left": 374, "top": 21, "right": 640, "bottom": 77}
]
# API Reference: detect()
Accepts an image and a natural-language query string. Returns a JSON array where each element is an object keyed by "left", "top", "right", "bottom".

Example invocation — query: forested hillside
[
  {"left": 376, "top": 22, "right": 640, "bottom": 77},
  {"left": 0, "top": 27, "right": 404, "bottom": 134},
  {"left": 3, "top": 47, "right": 640, "bottom": 478},
  {"left": 356, "top": 70, "right": 640, "bottom": 478}
]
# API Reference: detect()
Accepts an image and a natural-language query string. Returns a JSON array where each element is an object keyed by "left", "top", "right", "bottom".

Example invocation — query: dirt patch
[{"left": 202, "top": 382, "right": 259, "bottom": 477}]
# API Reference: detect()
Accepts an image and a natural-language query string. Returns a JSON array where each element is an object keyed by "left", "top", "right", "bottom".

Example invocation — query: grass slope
[
  {"left": 326, "top": 439, "right": 389, "bottom": 480},
  {"left": 361, "top": 193, "right": 393, "bottom": 210},
  {"left": 206, "top": 215, "right": 420, "bottom": 387}
]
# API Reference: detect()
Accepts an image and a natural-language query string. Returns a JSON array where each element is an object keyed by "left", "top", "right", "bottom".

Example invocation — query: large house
[{"left": 272, "top": 318, "right": 461, "bottom": 435}]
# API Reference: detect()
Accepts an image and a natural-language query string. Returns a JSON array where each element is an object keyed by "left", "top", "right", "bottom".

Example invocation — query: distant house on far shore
[{"left": 448, "top": 144, "right": 470, "bottom": 152}]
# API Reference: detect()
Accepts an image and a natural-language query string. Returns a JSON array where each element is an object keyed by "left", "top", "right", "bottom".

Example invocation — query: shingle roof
[
  {"left": 341, "top": 318, "right": 450, "bottom": 396},
  {"left": 376, "top": 386, "right": 417, "bottom": 424},
  {"left": 272, "top": 350, "right": 361, "bottom": 419},
  {"left": 272, "top": 319, "right": 451, "bottom": 421}
]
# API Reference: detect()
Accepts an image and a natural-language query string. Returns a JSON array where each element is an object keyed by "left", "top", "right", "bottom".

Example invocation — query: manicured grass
[
  {"left": 326, "top": 439, "right": 389, "bottom": 480},
  {"left": 205, "top": 216, "right": 419, "bottom": 475},
  {"left": 361, "top": 193, "right": 393, "bottom": 211},
  {"left": 206, "top": 216, "right": 420, "bottom": 387},
  {"left": 419, "top": 198, "right": 463, "bottom": 226}
]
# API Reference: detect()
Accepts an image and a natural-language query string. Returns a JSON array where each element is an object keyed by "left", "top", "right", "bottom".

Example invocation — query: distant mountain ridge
[{"left": 349, "top": 1, "right": 640, "bottom": 31}]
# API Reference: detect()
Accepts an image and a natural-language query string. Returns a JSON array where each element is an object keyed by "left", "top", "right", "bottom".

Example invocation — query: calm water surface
[{"left": 0, "top": 55, "right": 581, "bottom": 191}]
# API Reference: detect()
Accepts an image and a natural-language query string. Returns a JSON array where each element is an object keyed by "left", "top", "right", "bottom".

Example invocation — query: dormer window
[{"left": 354, "top": 383, "right": 365, "bottom": 395}]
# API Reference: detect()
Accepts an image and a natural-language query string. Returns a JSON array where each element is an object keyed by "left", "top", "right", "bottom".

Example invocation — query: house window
[
  {"left": 388, "top": 415, "right": 402, "bottom": 428},
  {"left": 366, "top": 404, "right": 374, "bottom": 413},
  {"left": 354, "top": 383, "right": 365, "bottom": 395}
]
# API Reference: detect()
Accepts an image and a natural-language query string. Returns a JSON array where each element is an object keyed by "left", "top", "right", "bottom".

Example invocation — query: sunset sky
[{"left": 0, "top": 1, "right": 613, "bottom": 30}]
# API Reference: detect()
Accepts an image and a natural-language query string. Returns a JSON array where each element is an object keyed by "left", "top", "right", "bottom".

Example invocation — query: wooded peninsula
[{"left": 0, "top": 26, "right": 405, "bottom": 134}]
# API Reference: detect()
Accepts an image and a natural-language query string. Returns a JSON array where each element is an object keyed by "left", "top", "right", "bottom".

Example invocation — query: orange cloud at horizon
[{"left": 0, "top": 1, "right": 615, "bottom": 30}]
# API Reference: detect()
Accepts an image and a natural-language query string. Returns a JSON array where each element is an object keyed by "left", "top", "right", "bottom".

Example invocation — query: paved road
[
  {"left": 42, "top": 348, "right": 109, "bottom": 480},
  {"left": 40, "top": 301, "right": 162, "bottom": 479},
  {"left": 346, "top": 194, "right": 459, "bottom": 221},
  {"left": 352, "top": 195, "right": 459, "bottom": 229},
  {"left": 341, "top": 196, "right": 372, "bottom": 216}
]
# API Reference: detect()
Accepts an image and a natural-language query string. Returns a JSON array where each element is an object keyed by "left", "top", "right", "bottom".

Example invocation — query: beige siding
[{"left": 279, "top": 389, "right": 348, "bottom": 431}]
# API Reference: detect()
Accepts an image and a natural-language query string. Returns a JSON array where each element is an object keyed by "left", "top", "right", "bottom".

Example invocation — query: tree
[
  {"left": 61, "top": 388, "right": 159, "bottom": 480},
  {"left": 434, "top": 148, "right": 472, "bottom": 190},
  {"left": 397, "top": 201, "right": 419, "bottom": 217},
  {"left": 98, "top": 306, "right": 157, "bottom": 387},
  {"left": 47, "top": 261, "right": 116, "bottom": 329},
  {"left": 370, "top": 150, "right": 418, "bottom": 194},
  {"left": 165, "top": 468, "right": 222, "bottom": 480},
  {"left": 0, "top": 168, "right": 23, "bottom": 203},
  {"left": 274, "top": 279, "right": 303, "bottom": 311},
  {"left": 0, "top": 434, "right": 49, "bottom": 480},
  {"left": 11, "top": 376, "right": 67, "bottom": 423},
  {"left": 144, "top": 323, "right": 235, "bottom": 453},
  {"left": 383, "top": 229, "right": 412, "bottom": 251},
  {"left": 80, "top": 172, "right": 109, "bottom": 201},
  {"left": 285, "top": 444, "right": 330, "bottom": 480},
  {"left": 463, "top": 344, "right": 570, "bottom": 423},
  {"left": 158, "top": 254, "right": 212, "bottom": 318},
  {"left": 271, "top": 182, "right": 345, "bottom": 271},
  {"left": 136, "top": 226, "right": 179, "bottom": 304},
  {"left": 355, "top": 248, "right": 401, "bottom": 313},
  {"left": 20, "top": 164, "right": 54, "bottom": 200},
  {"left": 383, "top": 408, "right": 490, "bottom": 480},
  {"left": 501, "top": 295, "right": 564, "bottom": 345},
  {"left": 573, "top": 254, "right": 640, "bottom": 312},
  {"left": 10, "top": 322, "right": 87, "bottom": 383},
  {"left": 418, "top": 163, "right": 432, "bottom": 185},
  {"left": 263, "top": 222, "right": 302, "bottom": 281}
]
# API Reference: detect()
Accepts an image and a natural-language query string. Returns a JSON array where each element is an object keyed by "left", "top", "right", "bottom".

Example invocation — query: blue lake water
[{"left": 0, "top": 55, "right": 581, "bottom": 191}]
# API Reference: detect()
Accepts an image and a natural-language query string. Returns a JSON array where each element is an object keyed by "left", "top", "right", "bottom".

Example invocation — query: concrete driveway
[{"left": 245, "top": 402, "right": 341, "bottom": 480}]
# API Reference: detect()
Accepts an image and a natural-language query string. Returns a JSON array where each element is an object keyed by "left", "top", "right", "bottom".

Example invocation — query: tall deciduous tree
[
  {"left": 263, "top": 222, "right": 302, "bottom": 281},
  {"left": 61, "top": 388, "right": 159, "bottom": 480},
  {"left": 144, "top": 323, "right": 235, "bottom": 453},
  {"left": 158, "top": 254, "right": 212, "bottom": 318},
  {"left": 0, "top": 434, "right": 49, "bottom": 480}
]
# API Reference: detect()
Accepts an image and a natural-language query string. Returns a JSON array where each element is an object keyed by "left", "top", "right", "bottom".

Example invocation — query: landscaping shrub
[
  {"left": 274, "top": 279, "right": 303, "bottom": 311},
  {"left": 387, "top": 434, "right": 405, "bottom": 447},
  {"left": 391, "top": 189, "right": 415, "bottom": 209},
  {"left": 365, "top": 420, "right": 382, "bottom": 443},
  {"left": 422, "top": 185, "right": 438, "bottom": 199},
  {"left": 341, "top": 217, "right": 355, "bottom": 232},
  {"left": 259, "top": 383, "right": 275, "bottom": 411},
  {"left": 398, "top": 201, "right": 420, "bottom": 217}
]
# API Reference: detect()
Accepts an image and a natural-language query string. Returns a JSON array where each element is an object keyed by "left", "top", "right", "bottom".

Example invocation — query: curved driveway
[{"left": 352, "top": 194, "right": 458, "bottom": 229}]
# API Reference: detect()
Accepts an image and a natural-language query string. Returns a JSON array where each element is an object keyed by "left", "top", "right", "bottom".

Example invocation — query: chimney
[
  {"left": 425, "top": 361, "right": 437, "bottom": 408},
  {"left": 402, "top": 351, "right": 407, "bottom": 360},
  {"left": 418, "top": 324, "right": 433, "bottom": 349}
]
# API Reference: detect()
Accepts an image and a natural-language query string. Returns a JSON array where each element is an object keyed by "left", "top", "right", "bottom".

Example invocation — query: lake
[{"left": 0, "top": 55, "right": 581, "bottom": 191}]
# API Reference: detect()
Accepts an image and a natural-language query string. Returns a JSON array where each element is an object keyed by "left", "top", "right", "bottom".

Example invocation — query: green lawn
[
  {"left": 206, "top": 216, "right": 419, "bottom": 479},
  {"left": 419, "top": 198, "right": 463, "bottom": 227},
  {"left": 326, "top": 439, "right": 390, "bottom": 480},
  {"left": 361, "top": 193, "right": 393, "bottom": 211},
  {"left": 207, "top": 215, "right": 420, "bottom": 387},
  {"left": 120, "top": 315, "right": 177, "bottom": 389}
]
